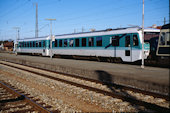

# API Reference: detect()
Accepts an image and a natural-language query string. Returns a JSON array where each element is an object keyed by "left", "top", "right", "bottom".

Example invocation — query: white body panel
[
  {"left": 15, "top": 27, "right": 158, "bottom": 62},
  {"left": 52, "top": 49, "right": 142, "bottom": 62},
  {"left": 16, "top": 48, "right": 50, "bottom": 56}
]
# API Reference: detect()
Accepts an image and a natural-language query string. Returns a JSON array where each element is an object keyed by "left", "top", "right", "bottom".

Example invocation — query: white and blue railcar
[
  {"left": 15, "top": 27, "right": 160, "bottom": 62},
  {"left": 16, "top": 36, "right": 51, "bottom": 56}
]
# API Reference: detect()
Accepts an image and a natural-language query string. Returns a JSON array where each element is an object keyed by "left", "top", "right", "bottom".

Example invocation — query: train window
[
  {"left": 111, "top": 36, "right": 119, "bottom": 46},
  {"left": 39, "top": 41, "right": 41, "bottom": 47},
  {"left": 75, "top": 38, "right": 79, "bottom": 47},
  {"left": 96, "top": 37, "right": 102, "bottom": 46},
  {"left": 88, "top": 37, "right": 94, "bottom": 47},
  {"left": 82, "top": 38, "right": 86, "bottom": 47},
  {"left": 166, "top": 32, "right": 170, "bottom": 45},
  {"left": 27, "top": 42, "right": 29, "bottom": 47},
  {"left": 33, "top": 42, "right": 35, "bottom": 47},
  {"left": 30, "top": 42, "right": 32, "bottom": 47},
  {"left": 18, "top": 43, "right": 20, "bottom": 47},
  {"left": 133, "top": 35, "right": 138, "bottom": 46},
  {"left": 36, "top": 41, "right": 38, "bottom": 47},
  {"left": 24, "top": 42, "right": 26, "bottom": 47},
  {"left": 160, "top": 32, "right": 165, "bottom": 45},
  {"left": 144, "top": 32, "right": 159, "bottom": 41},
  {"left": 55, "top": 40, "right": 58, "bottom": 47},
  {"left": 160, "top": 32, "right": 170, "bottom": 45},
  {"left": 43, "top": 41, "right": 45, "bottom": 47},
  {"left": 64, "top": 39, "right": 67, "bottom": 47},
  {"left": 125, "top": 36, "right": 130, "bottom": 47},
  {"left": 69, "top": 39, "right": 74, "bottom": 47},
  {"left": 59, "top": 40, "right": 63, "bottom": 47}
]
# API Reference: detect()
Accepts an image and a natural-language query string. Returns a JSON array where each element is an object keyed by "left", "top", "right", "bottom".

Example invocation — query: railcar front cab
[
  {"left": 142, "top": 28, "right": 160, "bottom": 59},
  {"left": 120, "top": 31, "right": 150, "bottom": 62},
  {"left": 15, "top": 36, "right": 51, "bottom": 56},
  {"left": 156, "top": 24, "right": 170, "bottom": 56}
]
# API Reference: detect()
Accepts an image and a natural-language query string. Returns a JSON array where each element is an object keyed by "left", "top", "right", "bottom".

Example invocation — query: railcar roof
[
  {"left": 161, "top": 24, "right": 170, "bottom": 29},
  {"left": 18, "top": 36, "right": 50, "bottom": 42},
  {"left": 18, "top": 27, "right": 160, "bottom": 42},
  {"left": 54, "top": 27, "right": 160, "bottom": 39}
]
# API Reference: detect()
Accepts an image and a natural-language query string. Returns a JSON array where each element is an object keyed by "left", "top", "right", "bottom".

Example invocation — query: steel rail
[
  {"left": 1, "top": 59, "right": 169, "bottom": 101},
  {"left": 0, "top": 61, "right": 169, "bottom": 112},
  {"left": 0, "top": 81, "right": 52, "bottom": 113}
]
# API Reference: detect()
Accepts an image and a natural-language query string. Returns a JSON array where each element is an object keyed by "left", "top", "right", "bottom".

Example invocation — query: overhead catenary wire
[
  {"left": 0, "top": 0, "right": 30, "bottom": 18},
  {"left": 0, "top": 0, "right": 168, "bottom": 40}
]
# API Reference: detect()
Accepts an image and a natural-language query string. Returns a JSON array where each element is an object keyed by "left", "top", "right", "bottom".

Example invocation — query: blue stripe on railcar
[
  {"left": 52, "top": 33, "right": 142, "bottom": 50},
  {"left": 18, "top": 40, "right": 50, "bottom": 49}
]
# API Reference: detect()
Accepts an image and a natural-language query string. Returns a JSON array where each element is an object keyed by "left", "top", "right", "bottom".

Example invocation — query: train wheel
[
  {"left": 97, "top": 57, "right": 101, "bottom": 62},
  {"left": 107, "top": 57, "right": 113, "bottom": 63}
]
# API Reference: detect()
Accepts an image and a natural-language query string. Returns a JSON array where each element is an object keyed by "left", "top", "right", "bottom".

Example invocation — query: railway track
[
  {"left": 0, "top": 60, "right": 169, "bottom": 112},
  {"left": 1, "top": 59, "right": 169, "bottom": 100},
  {"left": 0, "top": 80, "right": 59, "bottom": 113}
]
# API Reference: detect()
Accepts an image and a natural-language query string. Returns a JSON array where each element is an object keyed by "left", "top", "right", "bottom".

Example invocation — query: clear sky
[{"left": 0, "top": 0, "right": 169, "bottom": 41}]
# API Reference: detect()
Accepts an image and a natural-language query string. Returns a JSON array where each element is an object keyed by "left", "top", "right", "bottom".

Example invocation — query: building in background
[{"left": 0, "top": 41, "right": 14, "bottom": 51}]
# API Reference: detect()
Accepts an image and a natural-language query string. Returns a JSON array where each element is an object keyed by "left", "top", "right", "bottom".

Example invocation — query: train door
[
  {"left": 42, "top": 40, "right": 50, "bottom": 56},
  {"left": 131, "top": 34, "right": 139, "bottom": 61},
  {"left": 42, "top": 40, "right": 45, "bottom": 55},
  {"left": 125, "top": 34, "right": 132, "bottom": 62}
]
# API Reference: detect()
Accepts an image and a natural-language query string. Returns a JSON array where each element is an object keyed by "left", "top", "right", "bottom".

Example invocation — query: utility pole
[
  {"left": 45, "top": 18, "right": 56, "bottom": 59},
  {"left": 164, "top": 17, "right": 166, "bottom": 25},
  {"left": 141, "top": 0, "right": 144, "bottom": 68},
  {"left": 82, "top": 27, "right": 84, "bottom": 32},
  {"left": 13, "top": 27, "right": 20, "bottom": 43},
  {"left": 35, "top": 3, "right": 38, "bottom": 38},
  {"left": 74, "top": 29, "right": 76, "bottom": 33}
]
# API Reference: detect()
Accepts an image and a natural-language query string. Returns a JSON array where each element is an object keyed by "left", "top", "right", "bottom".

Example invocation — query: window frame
[
  {"left": 36, "top": 41, "right": 38, "bottom": 47},
  {"left": 75, "top": 38, "right": 80, "bottom": 47},
  {"left": 96, "top": 36, "right": 102, "bottom": 47},
  {"left": 30, "top": 42, "right": 32, "bottom": 47},
  {"left": 82, "top": 38, "right": 86, "bottom": 47},
  {"left": 39, "top": 41, "right": 41, "bottom": 47},
  {"left": 133, "top": 34, "right": 139, "bottom": 46},
  {"left": 125, "top": 35, "right": 131, "bottom": 47},
  {"left": 88, "top": 37, "right": 94, "bottom": 47},
  {"left": 111, "top": 36, "right": 119, "bottom": 46},
  {"left": 55, "top": 39, "right": 58, "bottom": 47},
  {"left": 64, "top": 39, "right": 68, "bottom": 47},
  {"left": 69, "top": 39, "right": 74, "bottom": 47},
  {"left": 59, "top": 40, "right": 63, "bottom": 47},
  {"left": 33, "top": 41, "right": 35, "bottom": 47}
]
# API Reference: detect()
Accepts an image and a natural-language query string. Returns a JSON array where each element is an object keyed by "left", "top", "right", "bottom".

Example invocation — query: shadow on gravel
[
  {"left": 0, "top": 95, "right": 25, "bottom": 103},
  {"left": 95, "top": 70, "right": 169, "bottom": 112},
  {"left": 0, "top": 95, "right": 25, "bottom": 110}
]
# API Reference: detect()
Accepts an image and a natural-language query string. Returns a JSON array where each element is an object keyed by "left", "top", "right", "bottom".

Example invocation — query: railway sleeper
[{"left": 2, "top": 104, "right": 29, "bottom": 110}]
